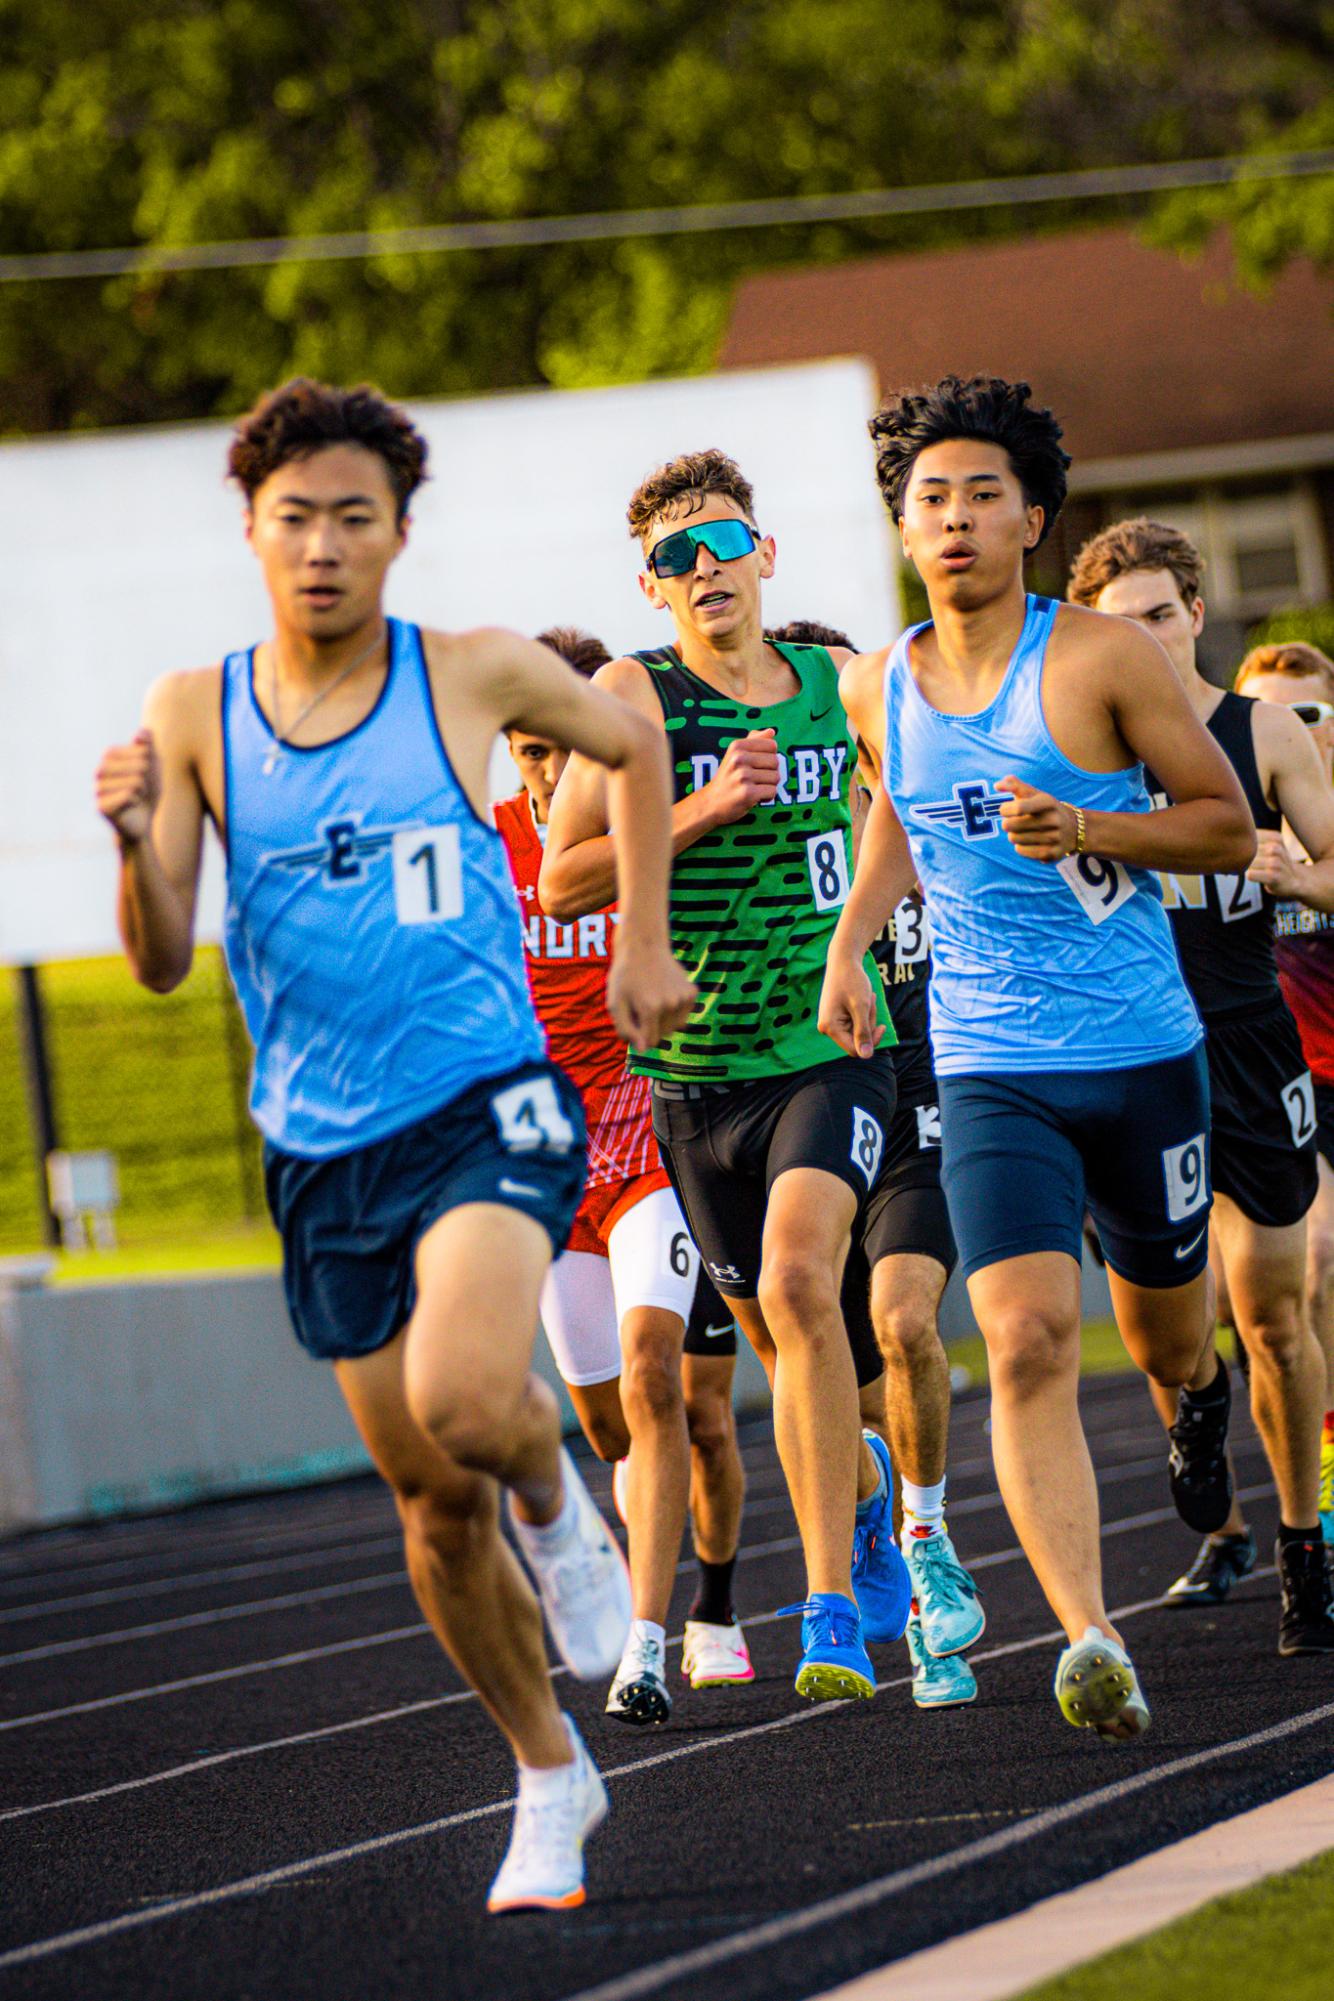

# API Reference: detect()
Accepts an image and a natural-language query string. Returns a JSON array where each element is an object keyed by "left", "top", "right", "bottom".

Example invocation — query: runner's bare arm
[
  {"left": 539, "top": 656, "right": 781, "bottom": 920},
  {"left": 96, "top": 672, "right": 210, "bottom": 992},
  {"left": 1248, "top": 701, "right": 1334, "bottom": 910},
  {"left": 478, "top": 633, "right": 695, "bottom": 1049},
  {"left": 1000, "top": 620, "right": 1255, "bottom": 871},
  {"left": 818, "top": 784, "right": 916, "bottom": 1060}
]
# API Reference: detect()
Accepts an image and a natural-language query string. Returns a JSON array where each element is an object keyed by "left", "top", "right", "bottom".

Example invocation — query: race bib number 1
[
  {"left": 1057, "top": 851, "right": 1136, "bottom": 927},
  {"left": 392, "top": 826, "right": 463, "bottom": 924}
]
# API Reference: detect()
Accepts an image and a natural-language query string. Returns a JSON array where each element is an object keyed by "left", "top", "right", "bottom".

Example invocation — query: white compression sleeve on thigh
[
  {"left": 607, "top": 1183, "right": 699, "bottom": 1326},
  {"left": 540, "top": 1250, "right": 622, "bottom": 1387}
]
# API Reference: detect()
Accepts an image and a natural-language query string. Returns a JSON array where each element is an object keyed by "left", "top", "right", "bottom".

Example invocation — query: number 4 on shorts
[{"left": 491, "top": 1076, "right": 578, "bottom": 1154}]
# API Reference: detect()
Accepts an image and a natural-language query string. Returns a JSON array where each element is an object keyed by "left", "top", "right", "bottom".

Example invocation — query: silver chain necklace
[{"left": 262, "top": 625, "right": 387, "bottom": 775}]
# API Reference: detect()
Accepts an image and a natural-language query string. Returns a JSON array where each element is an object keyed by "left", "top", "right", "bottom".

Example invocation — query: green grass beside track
[{"left": 1015, "top": 1847, "right": 1334, "bottom": 2001}]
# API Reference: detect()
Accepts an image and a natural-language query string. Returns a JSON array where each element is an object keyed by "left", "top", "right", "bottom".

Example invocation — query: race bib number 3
[
  {"left": 1162, "top": 1133, "right": 1209, "bottom": 1224},
  {"left": 1057, "top": 851, "right": 1136, "bottom": 927},
  {"left": 807, "top": 831, "right": 851, "bottom": 913},
  {"left": 893, "top": 897, "right": 929, "bottom": 965},
  {"left": 392, "top": 826, "right": 463, "bottom": 924}
]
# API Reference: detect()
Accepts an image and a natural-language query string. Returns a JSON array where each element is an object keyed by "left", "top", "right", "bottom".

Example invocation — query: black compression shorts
[{"left": 1205, "top": 1002, "right": 1318, "bottom": 1229}]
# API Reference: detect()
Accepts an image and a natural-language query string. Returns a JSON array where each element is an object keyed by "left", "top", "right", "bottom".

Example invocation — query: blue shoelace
[{"left": 776, "top": 1598, "right": 862, "bottom": 1646}]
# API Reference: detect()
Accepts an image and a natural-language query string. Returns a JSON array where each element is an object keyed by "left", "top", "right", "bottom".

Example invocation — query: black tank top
[
  {"left": 870, "top": 894, "right": 935, "bottom": 1105},
  {"left": 1147, "top": 691, "right": 1280, "bottom": 1021}
]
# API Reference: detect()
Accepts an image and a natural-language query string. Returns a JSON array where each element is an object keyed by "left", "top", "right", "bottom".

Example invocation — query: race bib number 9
[
  {"left": 1162, "top": 1133, "right": 1209, "bottom": 1224},
  {"left": 393, "top": 826, "right": 463, "bottom": 924},
  {"left": 807, "top": 831, "right": 851, "bottom": 913},
  {"left": 1057, "top": 852, "right": 1136, "bottom": 927}
]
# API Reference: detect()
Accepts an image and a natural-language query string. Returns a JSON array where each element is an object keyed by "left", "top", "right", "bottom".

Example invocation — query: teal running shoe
[
  {"left": 907, "top": 1529, "right": 985, "bottom": 1658},
  {"left": 906, "top": 1614, "right": 977, "bottom": 1707},
  {"left": 852, "top": 1432, "right": 912, "bottom": 1643},
  {"left": 778, "top": 1592, "right": 876, "bottom": 1701}
]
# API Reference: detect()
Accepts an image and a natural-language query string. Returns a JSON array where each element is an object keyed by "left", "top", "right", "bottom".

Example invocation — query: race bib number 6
[{"left": 1057, "top": 851, "right": 1136, "bottom": 927}]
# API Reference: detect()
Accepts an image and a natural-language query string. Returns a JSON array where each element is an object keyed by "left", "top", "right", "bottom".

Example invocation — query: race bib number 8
[
  {"left": 1162, "top": 1133, "right": 1209, "bottom": 1223},
  {"left": 393, "top": 826, "right": 463, "bottom": 924},
  {"left": 1057, "top": 852, "right": 1137, "bottom": 927},
  {"left": 807, "top": 831, "right": 851, "bottom": 913},
  {"left": 851, "top": 1107, "right": 884, "bottom": 1188}
]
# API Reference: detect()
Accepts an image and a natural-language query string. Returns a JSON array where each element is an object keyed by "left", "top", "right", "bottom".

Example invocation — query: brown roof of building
[{"left": 719, "top": 226, "right": 1334, "bottom": 462}]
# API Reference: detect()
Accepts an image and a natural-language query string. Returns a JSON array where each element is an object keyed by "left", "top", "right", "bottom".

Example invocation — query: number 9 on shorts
[{"left": 1162, "top": 1132, "right": 1208, "bottom": 1223}]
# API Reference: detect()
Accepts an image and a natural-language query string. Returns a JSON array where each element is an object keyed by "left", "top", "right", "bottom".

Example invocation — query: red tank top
[
  {"left": 492, "top": 793, "right": 660, "bottom": 1190},
  {"left": 1275, "top": 896, "right": 1334, "bottom": 1084}
]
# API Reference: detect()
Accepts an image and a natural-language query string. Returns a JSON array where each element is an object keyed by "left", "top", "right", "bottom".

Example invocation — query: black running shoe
[
  {"left": 1166, "top": 1530, "right": 1257, "bottom": 1607},
  {"left": 1168, "top": 1366, "right": 1234, "bottom": 1533},
  {"left": 1277, "top": 1533, "right": 1334, "bottom": 1655}
]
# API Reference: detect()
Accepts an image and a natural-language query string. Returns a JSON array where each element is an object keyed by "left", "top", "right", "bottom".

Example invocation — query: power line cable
[{"left": 0, "top": 148, "right": 1330, "bottom": 285}]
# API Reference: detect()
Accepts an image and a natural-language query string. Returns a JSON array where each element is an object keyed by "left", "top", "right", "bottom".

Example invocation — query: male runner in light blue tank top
[
  {"left": 94, "top": 378, "right": 694, "bottom": 1913},
  {"left": 821, "top": 375, "right": 1256, "bottom": 1741}
]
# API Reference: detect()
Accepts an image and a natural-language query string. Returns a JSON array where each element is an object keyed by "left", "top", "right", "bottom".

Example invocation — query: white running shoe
[
  {"left": 681, "top": 1618, "right": 755, "bottom": 1687},
  {"left": 606, "top": 1622, "right": 672, "bottom": 1725},
  {"left": 1054, "top": 1625, "right": 1151, "bottom": 1741},
  {"left": 487, "top": 1716, "right": 609, "bottom": 1913},
  {"left": 509, "top": 1448, "right": 631, "bottom": 1680}
]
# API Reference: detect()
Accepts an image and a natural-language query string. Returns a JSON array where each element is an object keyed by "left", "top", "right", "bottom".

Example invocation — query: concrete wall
[{"left": 0, "top": 1248, "right": 1110, "bottom": 1535}]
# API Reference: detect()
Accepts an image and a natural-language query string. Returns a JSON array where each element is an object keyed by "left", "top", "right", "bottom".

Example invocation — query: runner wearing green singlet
[{"left": 540, "top": 449, "right": 913, "bottom": 1705}]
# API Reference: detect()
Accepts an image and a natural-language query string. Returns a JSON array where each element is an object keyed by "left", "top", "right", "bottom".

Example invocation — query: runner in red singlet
[
  {"left": 1237, "top": 640, "right": 1334, "bottom": 1547},
  {"left": 495, "top": 627, "right": 753, "bottom": 1721}
]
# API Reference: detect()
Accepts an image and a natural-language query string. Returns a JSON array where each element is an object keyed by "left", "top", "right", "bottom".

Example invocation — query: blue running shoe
[
  {"left": 778, "top": 1592, "right": 876, "bottom": 1701},
  {"left": 906, "top": 1614, "right": 977, "bottom": 1708},
  {"left": 852, "top": 1431, "right": 912, "bottom": 1643},
  {"left": 907, "top": 1529, "right": 985, "bottom": 1658}
]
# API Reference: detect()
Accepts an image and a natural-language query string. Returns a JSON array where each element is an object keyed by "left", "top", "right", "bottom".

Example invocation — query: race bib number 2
[{"left": 1057, "top": 851, "right": 1136, "bottom": 927}]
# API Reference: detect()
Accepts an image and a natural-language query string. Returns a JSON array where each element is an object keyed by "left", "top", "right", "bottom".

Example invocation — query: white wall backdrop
[{"left": 0, "top": 359, "right": 900, "bottom": 964}]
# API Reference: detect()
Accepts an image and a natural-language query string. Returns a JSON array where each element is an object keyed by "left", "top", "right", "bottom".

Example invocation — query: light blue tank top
[
  {"left": 883, "top": 595, "right": 1201, "bottom": 1076},
  {"left": 222, "top": 618, "right": 545, "bottom": 1157}
]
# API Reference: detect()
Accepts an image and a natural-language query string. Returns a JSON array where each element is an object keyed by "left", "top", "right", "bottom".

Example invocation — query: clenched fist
[
  {"left": 96, "top": 729, "right": 161, "bottom": 846},
  {"left": 702, "top": 728, "right": 781, "bottom": 824}
]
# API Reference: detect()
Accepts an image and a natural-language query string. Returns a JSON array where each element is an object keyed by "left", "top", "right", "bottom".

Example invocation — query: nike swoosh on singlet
[
  {"left": 1174, "top": 1227, "right": 1207, "bottom": 1260},
  {"left": 810, "top": 703, "right": 834, "bottom": 722}
]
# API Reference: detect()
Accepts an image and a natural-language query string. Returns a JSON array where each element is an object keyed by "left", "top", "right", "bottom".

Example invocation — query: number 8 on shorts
[{"left": 1162, "top": 1133, "right": 1208, "bottom": 1223}]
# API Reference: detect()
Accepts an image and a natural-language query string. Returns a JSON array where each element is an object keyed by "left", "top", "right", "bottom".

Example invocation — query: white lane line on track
[
  {"left": 4, "top": 1430, "right": 1270, "bottom": 1666},
  {"left": 0, "top": 1486, "right": 1278, "bottom": 1809},
  {"left": 0, "top": 1483, "right": 1276, "bottom": 1736},
  {"left": 555, "top": 1696, "right": 1334, "bottom": 2001},
  {"left": 0, "top": 1537, "right": 408, "bottom": 1627},
  {"left": 0, "top": 1572, "right": 414, "bottom": 1669},
  {"left": 0, "top": 1583, "right": 1316, "bottom": 1976}
]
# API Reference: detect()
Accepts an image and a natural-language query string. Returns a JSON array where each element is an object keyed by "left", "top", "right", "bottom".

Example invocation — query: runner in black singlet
[{"left": 1070, "top": 517, "right": 1334, "bottom": 1653}]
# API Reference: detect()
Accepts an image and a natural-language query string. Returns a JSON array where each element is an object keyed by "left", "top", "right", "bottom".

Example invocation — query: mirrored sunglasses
[{"left": 645, "top": 518, "right": 760, "bottom": 578}]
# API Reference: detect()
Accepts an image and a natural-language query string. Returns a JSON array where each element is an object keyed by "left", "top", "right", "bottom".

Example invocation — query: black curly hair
[
  {"left": 228, "top": 378, "right": 428, "bottom": 523},
  {"left": 867, "top": 375, "right": 1070, "bottom": 546}
]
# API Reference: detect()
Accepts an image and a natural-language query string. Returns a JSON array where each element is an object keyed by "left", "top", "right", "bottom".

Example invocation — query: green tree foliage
[{"left": 0, "top": 0, "right": 1327, "bottom": 433}]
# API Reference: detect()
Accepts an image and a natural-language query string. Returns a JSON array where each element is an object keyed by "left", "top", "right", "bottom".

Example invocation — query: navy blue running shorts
[
  {"left": 841, "top": 1093, "right": 957, "bottom": 1387},
  {"left": 264, "top": 1060, "right": 587, "bottom": 1361},
  {"left": 938, "top": 1044, "right": 1212, "bottom": 1290}
]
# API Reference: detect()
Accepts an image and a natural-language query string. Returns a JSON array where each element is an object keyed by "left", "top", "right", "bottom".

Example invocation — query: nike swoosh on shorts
[
  {"left": 499, "top": 1177, "right": 542, "bottom": 1198},
  {"left": 1174, "top": 1227, "right": 1207, "bottom": 1260}
]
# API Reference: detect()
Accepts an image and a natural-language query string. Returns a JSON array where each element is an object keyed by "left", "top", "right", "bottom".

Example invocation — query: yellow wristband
[{"left": 1073, "top": 807, "right": 1087, "bottom": 855}]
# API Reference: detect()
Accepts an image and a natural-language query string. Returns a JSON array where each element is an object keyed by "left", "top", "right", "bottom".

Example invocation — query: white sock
[
  {"left": 629, "top": 1617, "right": 666, "bottom": 1655},
  {"left": 900, "top": 1477, "right": 946, "bottom": 1555}
]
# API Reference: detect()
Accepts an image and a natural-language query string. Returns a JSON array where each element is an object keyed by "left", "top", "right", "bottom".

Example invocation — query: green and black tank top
[{"left": 629, "top": 640, "right": 895, "bottom": 1081}]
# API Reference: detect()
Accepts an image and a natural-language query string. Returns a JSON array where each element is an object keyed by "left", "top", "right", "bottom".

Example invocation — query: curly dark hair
[
  {"left": 626, "top": 448, "right": 756, "bottom": 546},
  {"left": 768, "top": 619, "right": 857, "bottom": 651},
  {"left": 227, "top": 378, "right": 428, "bottom": 522},
  {"left": 535, "top": 626, "right": 613, "bottom": 679},
  {"left": 867, "top": 375, "right": 1070, "bottom": 546}
]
